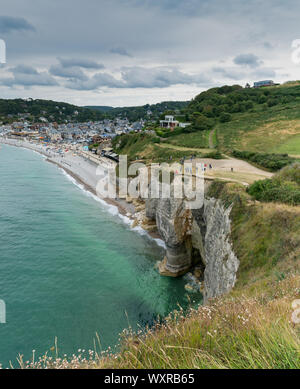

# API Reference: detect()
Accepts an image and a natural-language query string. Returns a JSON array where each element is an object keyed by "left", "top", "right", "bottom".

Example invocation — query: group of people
[{"left": 171, "top": 162, "right": 213, "bottom": 176}]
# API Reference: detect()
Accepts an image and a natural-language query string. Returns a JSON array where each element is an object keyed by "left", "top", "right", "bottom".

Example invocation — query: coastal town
[{"left": 0, "top": 114, "right": 151, "bottom": 166}]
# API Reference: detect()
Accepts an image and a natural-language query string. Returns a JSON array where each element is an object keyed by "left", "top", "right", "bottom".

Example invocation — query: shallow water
[{"left": 0, "top": 144, "right": 201, "bottom": 366}]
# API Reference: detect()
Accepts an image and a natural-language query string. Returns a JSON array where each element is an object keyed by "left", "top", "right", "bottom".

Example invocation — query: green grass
[
  {"left": 216, "top": 101, "right": 300, "bottom": 153},
  {"left": 113, "top": 133, "right": 205, "bottom": 163},
  {"left": 276, "top": 134, "right": 300, "bottom": 155},
  {"left": 165, "top": 130, "right": 210, "bottom": 149},
  {"left": 207, "top": 181, "right": 300, "bottom": 285}
]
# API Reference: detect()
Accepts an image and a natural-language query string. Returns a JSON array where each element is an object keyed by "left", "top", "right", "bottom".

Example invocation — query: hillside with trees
[
  {"left": 87, "top": 101, "right": 189, "bottom": 122},
  {"left": 0, "top": 98, "right": 105, "bottom": 124},
  {"left": 157, "top": 82, "right": 300, "bottom": 156},
  {"left": 0, "top": 98, "right": 189, "bottom": 124}
]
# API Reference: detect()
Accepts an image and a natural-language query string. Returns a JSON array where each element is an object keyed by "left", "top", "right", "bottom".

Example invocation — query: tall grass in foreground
[{"left": 15, "top": 274, "right": 300, "bottom": 369}]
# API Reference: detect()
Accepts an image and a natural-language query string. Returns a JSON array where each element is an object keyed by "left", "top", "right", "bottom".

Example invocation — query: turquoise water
[{"left": 0, "top": 145, "right": 200, "bottom": 367}]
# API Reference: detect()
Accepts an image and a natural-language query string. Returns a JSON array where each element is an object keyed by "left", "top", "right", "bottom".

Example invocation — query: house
[
  {"left": 179, "top": 122, "right": 191, "bottom": 128},
  {"left": 160, "top": 115, "right": 179, "bottom": 129},
  {"left": 253, "top": 80, "right": 274, "bottom": 88}
]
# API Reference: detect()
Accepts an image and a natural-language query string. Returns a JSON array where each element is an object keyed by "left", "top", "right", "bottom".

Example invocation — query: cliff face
[
  {"left": 198, "top": 199, "right": 239, "bottom": 302},
  {"left": 146, "top": 194, "right": 239, "bottom": 302}
]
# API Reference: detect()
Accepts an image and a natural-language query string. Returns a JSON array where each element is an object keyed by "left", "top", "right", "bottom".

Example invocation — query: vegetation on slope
[
  {"left": 112, "top": 133, "right": 204, "bottom": 163},
  {"left": 186, "top": 83, "right": 300, "bottom": 154},
  {"left": 232, "top": 150, "right": 296, "bottom": 171},
  {"left": 248, "top": 163, "right": 300, "bottom": 205},
  {"left": 214, "top": 84, "right": 300, "bottom": 155},
  {"left": 207, "top": 181, "right": 300, "bottom": 284}
]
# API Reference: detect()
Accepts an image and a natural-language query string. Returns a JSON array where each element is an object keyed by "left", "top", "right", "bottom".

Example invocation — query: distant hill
[
  {"left": 84, "top": 106, "right": 114, "bottom": 112},
  {"left": 0, "top": 98, "right": 189, "bottom": 124},
  {"left": 86, "top": 101, "right": 189, "bottom": 122},
  {"left": 0, "top": 99, "right": 105, "bottom": 124}
]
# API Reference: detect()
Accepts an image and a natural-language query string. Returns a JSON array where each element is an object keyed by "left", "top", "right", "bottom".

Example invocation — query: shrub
[
  {"left": 202, "top": 151, "right": 223, "bottom": 159},
  {"left": 232, "top": 150, "right": 296, "bottom": 171},
  {"left": 219, "top": 113, "right": 232, "bottom": 123},
  {"left": 248, "top": 163, "right": 300, "bottom": 205},
  {"left": 151, "top": 137, "right": 161, "bottom": 144}
]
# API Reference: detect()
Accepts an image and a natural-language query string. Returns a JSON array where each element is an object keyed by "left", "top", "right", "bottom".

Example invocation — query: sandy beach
[{"left": 0, "top": 138, "right": 165, "bottom": 244}]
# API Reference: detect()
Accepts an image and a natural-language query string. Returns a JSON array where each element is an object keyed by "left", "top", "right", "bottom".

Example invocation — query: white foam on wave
[
  {"left": 131, "top": 225, "right": 166, "bottom": 248},
  {"left": 59, "top": 167, "right": 166, "bottom": 249},
  {"left": 60, "top": 168, "right": 133, "bottom": 227}
]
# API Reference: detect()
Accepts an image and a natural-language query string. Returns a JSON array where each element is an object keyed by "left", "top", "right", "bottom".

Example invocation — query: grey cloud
[
  {"left": 0, "top": 16, "right": 35, "bottom": 34},
  {"left": 251, "top": 67, "right": 276, "bottom": 79},
  {"left": 64, "top": 66, "right": 211, "bottom": 90},
  {"left": 262, "top": 41, "right": 274, "bottom": 50},
  {"left": 110, "top": 47, "right": 133, "bottom": 57},
  {"left": 233, "top": 53, "right": 263, "bottom": 68},
  {"left": 58, "top": 58, "right": 105, "bottom": 69},
  {"left": 64, "top": 72, "right": 125, "bottom": 90},
  {"left": 1, "top": 65, "right": 58, "bottom": 87},
  {"left": 49, "top": 64, "right": 88, "bottom": 81},
  {"left": 10, "top": 65, "right": 39, "bottom": 74},
  {"left": 121, "top": 67, "right": 211, "bottom": 88},
  {"left": 212, "top": 64, "right": 276, "bottom": 82},
  {"left": 212, "top": 67, "right": 246, "bottom": 81},
  {"left": 128, "top": 0, "right": 212, "bottom": 16}
]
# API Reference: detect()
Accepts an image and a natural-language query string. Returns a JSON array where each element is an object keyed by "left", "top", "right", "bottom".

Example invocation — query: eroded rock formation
[{"left": 146, "top": 192, "right": 239, "bottom": 302}]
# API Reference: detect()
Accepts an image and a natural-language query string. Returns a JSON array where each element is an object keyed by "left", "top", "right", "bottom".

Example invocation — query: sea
[{"left": 0, "top": 144, "right": 202, "bottom": 367}]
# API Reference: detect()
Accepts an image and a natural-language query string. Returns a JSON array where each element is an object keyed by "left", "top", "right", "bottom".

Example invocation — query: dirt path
[
  {"left": 209, "top": 128, "right": 216, "bottom": 149},
  {"left": 156, "top": 142, "right": 211, "bottom": 153},
  {"left": 194, "top": 156, "right": 273, "bottom": 185},
  {"left": 154, "top": 141, "right": 273, "bottom": 185}
]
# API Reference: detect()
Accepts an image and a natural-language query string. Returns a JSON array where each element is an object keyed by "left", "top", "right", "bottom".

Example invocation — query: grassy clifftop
[{"left": 129, "top": 82, "right": 300, "bottom": 158}]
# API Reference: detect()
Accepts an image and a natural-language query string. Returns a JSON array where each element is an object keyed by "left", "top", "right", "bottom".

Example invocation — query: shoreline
[{"left": 0, "top": 138, "right": 165, "bottom": 247}]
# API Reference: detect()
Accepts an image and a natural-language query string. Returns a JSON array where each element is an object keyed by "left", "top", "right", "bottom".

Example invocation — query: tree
[
  {"left": 219, "top": 113, "right": 232, "bottom": 123},
  {"left": 193, "top": 114, "right": 214, "bottom": 131}
]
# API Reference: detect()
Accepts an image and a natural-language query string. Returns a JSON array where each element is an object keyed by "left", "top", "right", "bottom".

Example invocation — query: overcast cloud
[{"left": 0, "top": 0, "right": 299, "bottom": 106}]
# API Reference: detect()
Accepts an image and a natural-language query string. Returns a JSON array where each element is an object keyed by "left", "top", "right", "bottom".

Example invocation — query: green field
[
  {"left": 276, "top": 133, "right": 300, "bottom": 156},
  {"left": 213, "top": 84, "right": 300, "bottom": 154},
  {"left": 165, "top": 130, "right": 210, "bottom": 149},
  {"left": 216, "top": 101, "right": 300, "bottom": 154}
]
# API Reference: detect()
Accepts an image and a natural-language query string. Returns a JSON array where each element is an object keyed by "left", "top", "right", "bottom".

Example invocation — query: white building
[{"left": 159, "top": 115, "right": 179, "bottom": 129}]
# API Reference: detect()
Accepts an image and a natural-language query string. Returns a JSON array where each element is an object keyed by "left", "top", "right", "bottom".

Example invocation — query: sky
[{"left": 0, "top": 0, "right": 299, "bottom": 107}]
